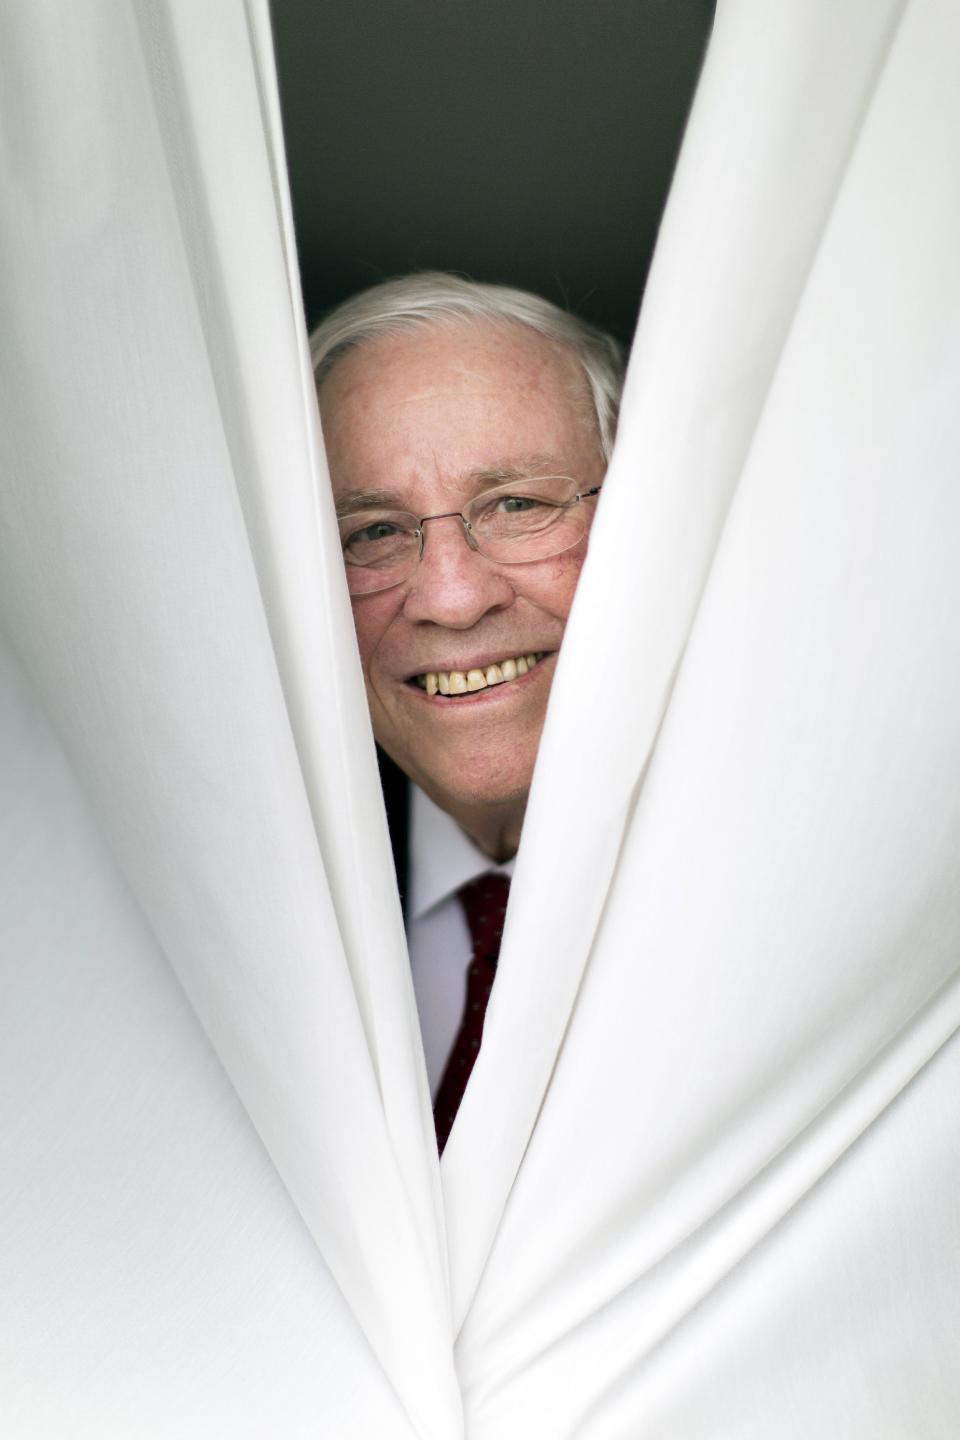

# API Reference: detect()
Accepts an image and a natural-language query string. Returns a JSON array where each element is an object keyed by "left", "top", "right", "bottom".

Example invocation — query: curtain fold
[
  {"left": 1, "top": 0, "right": 958, "bottom": 1436},
  {"left": 1, "top": 3, "right": 456, "bottom": 1435},
  {"left": 441, "top": 0, "right": 913, "bottom": 1311},
  {"left": 450, "top": 0, "right": 960, "bottom": 1431}
]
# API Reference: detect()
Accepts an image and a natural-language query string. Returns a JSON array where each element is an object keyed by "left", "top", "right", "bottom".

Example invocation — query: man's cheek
[
  {"left": 526, "top": 552, "right": 585, "bottom": 618},
  {"left": 349, "top": 597, "right": 392, "bottom": 673}
]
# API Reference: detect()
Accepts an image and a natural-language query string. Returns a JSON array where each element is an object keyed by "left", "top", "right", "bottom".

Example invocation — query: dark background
[{"left": 271, "top": 0, "right": 715, "bottom": 348}]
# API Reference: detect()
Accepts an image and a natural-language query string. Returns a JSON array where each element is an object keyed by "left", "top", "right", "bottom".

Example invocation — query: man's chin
[{"left": 384, "top": 745, "right": 533, "bottom": 823}]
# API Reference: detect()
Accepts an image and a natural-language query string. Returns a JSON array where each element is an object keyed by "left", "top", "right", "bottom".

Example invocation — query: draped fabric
[{"left": 1, "top": 1, "right": 958, "bottom": 1436}]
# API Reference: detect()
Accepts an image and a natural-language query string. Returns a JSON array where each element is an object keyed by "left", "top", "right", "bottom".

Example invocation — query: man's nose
[{"left": 402, "top": 515, "right": 514, "bottom": 628}]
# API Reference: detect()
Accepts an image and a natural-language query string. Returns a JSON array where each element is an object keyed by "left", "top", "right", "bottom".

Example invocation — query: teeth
[{"left": 416, "top": 652, "right": 545, "bottom": 695}]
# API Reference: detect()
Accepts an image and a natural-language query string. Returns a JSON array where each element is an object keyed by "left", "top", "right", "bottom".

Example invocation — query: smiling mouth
[{"left": 411, "top": 651, "right": 547, "bottom": 697}]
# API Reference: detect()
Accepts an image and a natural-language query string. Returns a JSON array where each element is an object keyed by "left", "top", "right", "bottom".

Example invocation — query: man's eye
[
  {"left": 356, "top": 521, "right": 401, "bottom": 542},
  {"left": 343, "top": 519, "right": 403, "bottom": 548},
  {"left": 495, "top": 495, "right": 542, "bottom": 514}
]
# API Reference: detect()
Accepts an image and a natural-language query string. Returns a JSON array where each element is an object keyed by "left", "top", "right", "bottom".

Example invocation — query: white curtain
[{"left": 1, "top": 2, "right": 957, "bottom": 1437}]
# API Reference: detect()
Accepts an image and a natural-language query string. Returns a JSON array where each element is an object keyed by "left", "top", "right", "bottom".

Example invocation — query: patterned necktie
[{"left": 433, "top": 871, "right": 511, "bottom": 1155}]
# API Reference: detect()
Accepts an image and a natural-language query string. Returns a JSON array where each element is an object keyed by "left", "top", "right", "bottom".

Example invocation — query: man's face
[{"left": 318, "top": 318, "right": 604, "bottom": 832}]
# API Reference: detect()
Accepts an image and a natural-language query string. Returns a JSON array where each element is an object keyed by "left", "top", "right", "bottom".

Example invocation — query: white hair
[{"left": 309, "top": 271, "right": 625, "bottom": 461}]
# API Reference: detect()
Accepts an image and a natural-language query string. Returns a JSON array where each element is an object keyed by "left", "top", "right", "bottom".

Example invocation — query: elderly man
[{"left": 311, "top": 274, "right": 623, "bottom": 1141}]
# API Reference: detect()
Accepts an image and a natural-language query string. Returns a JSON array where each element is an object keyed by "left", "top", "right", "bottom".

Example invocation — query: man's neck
[{"left": 447, "top": 797, "right": 525, "bottom": 864}]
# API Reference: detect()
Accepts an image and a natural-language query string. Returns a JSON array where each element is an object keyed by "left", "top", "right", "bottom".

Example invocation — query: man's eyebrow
[
  {"left": 461, "top": 456, "right": 560, "bottom": 486},
  {"left": 334, "top": 460, "right": 561, "bottom": 518},
  {"left": 334, "top": 489, "right": 404, "bottom": 518}
]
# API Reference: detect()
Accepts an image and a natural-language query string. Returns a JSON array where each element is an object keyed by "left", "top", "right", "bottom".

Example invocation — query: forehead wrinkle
[
  {"left": 332, "top": 454, "right": 565, "bottom": 519},
  {"left": 332, "top": 343, "right": 561, "bottom": 416}
]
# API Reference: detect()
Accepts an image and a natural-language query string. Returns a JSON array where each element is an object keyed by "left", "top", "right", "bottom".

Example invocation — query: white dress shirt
[{"left": 407, "top": 785, "right": 515, "bottom": 1097}]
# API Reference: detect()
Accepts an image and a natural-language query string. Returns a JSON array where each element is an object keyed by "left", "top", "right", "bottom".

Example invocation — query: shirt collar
[{"left": 408, "top": 783, "right": 516, "bottom": 920}]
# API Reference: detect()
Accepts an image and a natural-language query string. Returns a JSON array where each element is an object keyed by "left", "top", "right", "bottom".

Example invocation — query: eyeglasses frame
[{"left": 341, "top": 477, "right": 604, "bottom": 594}]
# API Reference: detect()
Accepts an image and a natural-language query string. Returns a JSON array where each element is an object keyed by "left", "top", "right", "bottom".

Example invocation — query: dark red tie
[{"left": 433, "top": 872, "right": 511, "bottom": 1155}]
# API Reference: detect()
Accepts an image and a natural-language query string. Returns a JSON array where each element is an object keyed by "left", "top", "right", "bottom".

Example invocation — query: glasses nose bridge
[{"left": 416, "top": 506, "right": 478, "bottom": 558}]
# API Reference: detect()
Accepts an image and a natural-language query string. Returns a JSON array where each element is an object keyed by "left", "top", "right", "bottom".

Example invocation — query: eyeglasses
[{"left": 337, "top": 475, "right": 603, "bottom": 596}]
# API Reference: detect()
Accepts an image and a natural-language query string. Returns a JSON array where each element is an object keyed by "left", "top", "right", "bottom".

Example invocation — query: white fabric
[
  {"left": 0, "top": 3, "right": 454, "bottom": 1436},
  {"left": 1, "top": 0, "right": 959, "bottom": 1437},
  {"left": 408, "top": 786, "right": 515, "bottom": 1096}
]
